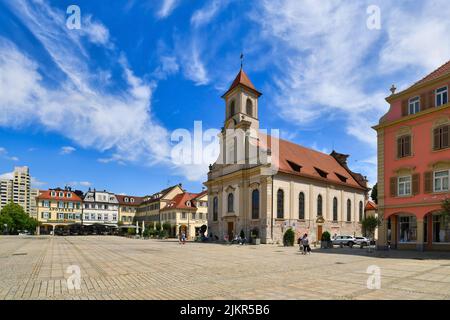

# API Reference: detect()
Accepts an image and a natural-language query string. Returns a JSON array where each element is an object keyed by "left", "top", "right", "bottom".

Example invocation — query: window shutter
[
  {"left": 433, "top": 127, "right": 440, "bottom": 150},
  {"left": 405, "top": 135, "right": 411, "bottom": 156},
  {"left": 428, "top": 90, "right": 435, "bottom": 108},
  {"left": 390, "top": 177, "right": 397, "bottom": 197},
  {"left": 443, "top": 125, "right": 449, "bottom": 148},
  {"left": 401, "top": 100, "right": 408, "bottom": 116},
  {"left": 412, "top": 173, "right": 420, "bottom": 195},
  {"left": 424, "top": 171, "right": 433, "bottom": 193},
  {"left": 397, "top": 137, "right": 402, "bottom": 158},
  {"left": 420, "top": 93, "right": 427, "bottom": 110}
]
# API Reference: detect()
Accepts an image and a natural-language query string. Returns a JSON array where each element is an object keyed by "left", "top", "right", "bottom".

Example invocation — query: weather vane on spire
[{"left": 240, "top": 52, "right": 244, "bottom": 69}]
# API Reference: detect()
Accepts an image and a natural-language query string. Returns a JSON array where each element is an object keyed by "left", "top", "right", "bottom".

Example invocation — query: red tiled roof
[
  {"left": 365, "top": 200, "right": 377, "bottom": 211},
  {"left": 115, "top": 194, "right": 144, "bottom": 206},
  {"left": 222, "top": 69, "right": 262, "bottom": 98},
  {"left": 257, "top": 133, "right": 367, "bottom": 190},
  {"left": 400, "top": 60, "right": 450, "bottom": 94},
  {"left": 37, "top": 189, "right": 82, "bottom": 201},
  {"left": 161, "top": 192, "right": 202, "bottom": 211}
]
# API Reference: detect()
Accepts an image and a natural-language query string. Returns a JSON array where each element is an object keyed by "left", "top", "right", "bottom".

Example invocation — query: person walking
[
  {"left": 302, "top": 233, "right": 311, "bottom": 255},
  {"left": 298, "top": 234, "right": 304, "bottom": 253},
  {"left": 180, "top": 231, "right": 187, "bottom": 245}
]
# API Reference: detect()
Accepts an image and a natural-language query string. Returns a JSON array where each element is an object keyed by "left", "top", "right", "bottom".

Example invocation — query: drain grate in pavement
[
  {"left": 12, "top": 252, "right": 27, "bottom": 256},
  {"left": 335, "top": 262, "right": 345, "bottom": 264}
]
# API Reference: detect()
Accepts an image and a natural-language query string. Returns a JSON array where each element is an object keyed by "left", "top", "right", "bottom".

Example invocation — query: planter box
[
  {"left": 252, "top": 238, "right": 261, "bottom": 245},
  {"left": 320, "top": 241, "right": 333, "bottom": 249}
]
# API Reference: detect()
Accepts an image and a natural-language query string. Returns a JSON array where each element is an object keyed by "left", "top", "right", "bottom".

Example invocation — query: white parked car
[
  {"left": 332, "top": 235, "right": 356, "bottom": 248},
  {"left": 355, "top": 236, "right": 370, "bottom": 247}
]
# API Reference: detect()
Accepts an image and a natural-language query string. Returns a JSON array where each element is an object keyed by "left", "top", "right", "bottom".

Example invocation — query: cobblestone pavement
[{"left": 1, "top": 236, "right": 450, "bottom": 300}]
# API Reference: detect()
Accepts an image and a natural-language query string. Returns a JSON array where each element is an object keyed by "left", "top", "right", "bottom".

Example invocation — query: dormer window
[
  {"left": 287, "top": 160, "right": 301, "bottom": 172},
  {"left": 130, "top": 198, "right": 135, "bottom": 203},
  {"left": 436, "top": 86, "right": 448, "bottom": 107},
  {"left": 51, "top": 191, "right": 56, "bottom": 197},
  {"left": 335, "top": 172, "right": 348, "bottom": 183},
  {"left": 124, "top": 197, "right": 129, "bottom": 203},
  {"left": 59, "top": 192, "right": 64, "bottom": 197},
  {"left": 186, "top": 201, "right": 191, "bottom": 207},
  {"left": 408, "top": 96, "right": 420, "bottom": 114},
  {"left": 314, "top": 167, "right": 328, "bottom": 178},
  {"left": 67, "top": 192, "right": 72, "bottom": 198}
]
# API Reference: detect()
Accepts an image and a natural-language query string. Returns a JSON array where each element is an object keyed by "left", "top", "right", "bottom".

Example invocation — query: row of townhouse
[{"left": 35, "top": 184, "right": 208, "bottom": 237}]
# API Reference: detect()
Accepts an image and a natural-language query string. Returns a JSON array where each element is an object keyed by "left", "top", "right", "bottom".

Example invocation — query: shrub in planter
[
  {"left": 162, "top": 222, "right": 171, "bottom": 231},
  {"left": 283, "top": 228, "right": 295, "bottom": 246},
  {"left": 321, "top": 231, "right": 332, "bottom": 248},
  {"left": 143, "top": 228, "right": 151, "bottom": 238},
  {"left": 155, "top": 222, "right": 162, "bottom": 231},
  {"left": 127, "top": 228, "right": 135, "bottom": 236}
]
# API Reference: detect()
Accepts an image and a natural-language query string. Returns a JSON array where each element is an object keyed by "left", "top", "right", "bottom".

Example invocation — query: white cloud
[
  {"left": 0, "top": 147, "right": 19, "bottom": 161},
  {"left": 191, "top": 0, "right": 229, "bottom": 28},
  {"left": 0, "top": 0, "right": 171, "bottom": 172},
  {"left": 60, "top": 146, "right": 76, "bottom": 155},
  {"left": 153, "top": 55, "right": 180, "bottom": 80},
  {"left": 0, "top": 171, "right": 13, "bottom": 180},
  {"left": 66, "top": 181, "right": 91, "bottom": 188},
  {"left": 157, "top": 0, "right": 179, "bottom": 18},
  {"left": 31, "top": 176, "right": 46, "bottom": 188},
  {"left": 82, "top": 15, "right": 111, "bottom": 47}
]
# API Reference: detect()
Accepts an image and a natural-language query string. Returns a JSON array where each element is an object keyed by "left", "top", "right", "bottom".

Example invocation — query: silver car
[
  {"left": 332, "top": 235, "right": 356, "bottom": 248},
  {"left": 355, "top": 236, "right": 370, "bottom": 247}
]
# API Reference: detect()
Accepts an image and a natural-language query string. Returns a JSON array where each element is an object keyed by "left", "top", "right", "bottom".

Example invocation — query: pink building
[{"left": 374, "top": 61, "right": 450, "bottom": 251}]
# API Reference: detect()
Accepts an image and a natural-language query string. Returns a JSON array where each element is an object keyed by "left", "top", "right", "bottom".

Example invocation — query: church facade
[{"left": 205, "top": 68, "right": 369, "bottom": 244}]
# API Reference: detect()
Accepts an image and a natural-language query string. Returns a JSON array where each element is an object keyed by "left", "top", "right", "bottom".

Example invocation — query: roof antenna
[{"left": 240, "top": 52, "right": 244, "bottom": 69}]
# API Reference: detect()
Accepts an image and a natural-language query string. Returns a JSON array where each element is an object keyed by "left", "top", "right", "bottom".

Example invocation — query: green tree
[
  {"left": 361, "top": 215, "right": 382, "bottom": 241},
  {"left": 0, "top": 203, "right": 38, "bottom": 234},
  {"left": 371, "top": 183, "right": 378, "bottom": 204},
  {"left": 283, "top": 228, "right": 295, "bottom": 246}
]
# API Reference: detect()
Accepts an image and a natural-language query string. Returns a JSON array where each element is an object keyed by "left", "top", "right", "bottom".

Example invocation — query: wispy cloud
[
  {"left": 60, "top": 146, "right": 76, "bottom": 155},
  {"left": 191, "top": 0, "right": 230, "bottom": 28},
  {"left": 0, "top": 147, "right": 19, "bottom": 161},
  {"left": 157, "top": 0, "right": 180, "bottom": 18},
  {"left": 0, "top": 0, "right": 171, "bottom": 171},
  {"left": 66, "top": 181, "right": 91, "bottom": 188}
]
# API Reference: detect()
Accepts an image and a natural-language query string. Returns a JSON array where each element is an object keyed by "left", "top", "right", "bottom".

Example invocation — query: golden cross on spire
[{"left": 240, "top": 52, "right": 244, "bottom": 69}]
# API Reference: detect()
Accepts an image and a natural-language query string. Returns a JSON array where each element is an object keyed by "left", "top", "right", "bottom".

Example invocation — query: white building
[
  {"left": 205, "top": 68, "right": 369, "bottom": 244},
  {"left": 0, "top": 166, "right": 35, "bottom": 215},
  {"left": 82, "top": 189, "right": 119, "bottom": 226}
]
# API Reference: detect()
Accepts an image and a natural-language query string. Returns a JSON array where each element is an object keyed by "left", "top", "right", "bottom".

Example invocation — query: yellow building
[
  {"left": 36, "top": 187, "right": 83, "bottom": 234},
  {"left": 135, "top": 184, "right": 184, "bottom": 223},
  {"left": 116, "top": 194, "right": 144, "bottom": 225},
  {"left": 160, "top": 191, "right": 208, "bottom": 239}
]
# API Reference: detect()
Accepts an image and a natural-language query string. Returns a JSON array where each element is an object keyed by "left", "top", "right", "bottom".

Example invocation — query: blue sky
[{"left": 0, "top": 0, "right": 449, "bottom": 196}]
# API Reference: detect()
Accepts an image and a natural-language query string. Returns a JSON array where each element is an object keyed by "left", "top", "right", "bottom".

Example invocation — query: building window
[
  {"left": 399, "top": 215, "right": 417, "bottom": 243},
  {"left": 317, "top": 195, "right": 322, "bottom": 217},
  {"left": 68, "top": 213, "right": 73, "bottom": 220},
  {"left": 43, "top": 201, "right": 50, "bottom": 208},
  {"left": 398, "top": 176, "right": 412, "bottom": 196},
  {"left": 213, "top": 197, "right": 218, "bottom": 221},
  {"left": 229, "top": 100, "right": 235, "bottom": 118},
  {"left": 246, "top": 98, "right": 253, "bottom": 117},
  {"left": 58, "top": 201, "right": 64, "bottom": 209},
  {"left": 42, "top": 212, "right": 50, "bottom": 219},
  {"left": 252, "top": 189, "right": 259, "bottom": 219},
  {"left": 58, "top": 213, "right": 64, "bottom": 220},
  {"left": 50, "top": 191, "right": 56, "bottom": 197},
  {"left": 227, "top": 193, "right": 234, "bottom": 213},
  {"left": 199, "top": 213, "right": 203, "bottom": 220},
  {"left": 359, "top": 201, "right": 363, "bottom": 222},
  {"left": 192, "top": 212, "right": 196, "bottom": 220},
  {"left": 68, "top": 202, "right": 73, "bottom": 209},
  {"left": 97, "top": 214, "right": 102, "bottom": 221},
  {"left": 182, "top": 212, "right": 186, "bottom": 219},
  {"left": 397, "top": 135, "right": 411, "bottom": 158},
  {"left": 59, "top": 192, "right": 64, "bottom": 197},
  {"left": 433, "top": 125, "right": 449, "bottom": 150},
  {"left": 432, "top": 214, "right": 450, "bottom": 243},
  {"left": 333, "top": 197, "right": 338, "bottom": 222},
  {"left": 67, "top": 192, "right": 72, "bottom": 198},
  {"left": 436, "top": 86, "right": 448, "bottom": 107},
  {"left": 408, "top": 96, "right": 420, "bottom": 114},
  {"left": 112, "top": 214, "right": 117, "bottom": 221},
  {"left": 299, "top": 192, "right": 305, "bottom": 220},
  {"left": 434, "top": 170, "right": 449, "bottom": 192},
  {"left": 346, "top": 199, "right": 351, "bottom": 221},
  {"left": 277, "top": 189, "right": 284, "bottom": 219}
]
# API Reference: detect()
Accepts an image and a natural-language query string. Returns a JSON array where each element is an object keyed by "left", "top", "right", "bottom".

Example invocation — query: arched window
[
  {"left": 229, "top": 100, "right": 235, "bottom": 118},
  {"left": 227, "top": 193, "right": 234, "bottom": 212},
  {"left": 252, "top": 189, "right": 259, "bottom": 219},
  {"left": 277, "top": 189, "right": 284, "bottom": 219},
  {"left": 213, "top": 197, "right": 218, "bottom": 221},
  {"left": 359, "top": 201, "right": 363, "bottom": 222},
  {"left": 299, "top": 192, "right": 305, "bottom": 220},
  {"left": 317, "top": 195, "right": 323, "bottom": 216},
  {"left": 333, "top": 197, "right": 338, "bottom": 221},
  {"left": 347, "top": 199, "right": 352, "bottom": 221},
  {"left": 246, "top": 98, "right": 253, "bottom": 117}
]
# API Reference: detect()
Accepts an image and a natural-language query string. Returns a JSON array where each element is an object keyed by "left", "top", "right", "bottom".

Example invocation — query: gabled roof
[
  {"left": 37, "top": 189, "right": 83, "bottom": 201},
  {"left": 365, "top": 200, "right": 378, "bottom": 211},
  {"left": 115, "top": 194, "right": 144, "bottom": 206},
  {"left": 393, "top": 60, "right": 450, "bottom": 97},
  {"left": 161, "top": 192, "right": 202, "bottom": 211},
  {"left": 141, "top": 184, "right": 183, "bottom": 204},
  {"left": 222, "top": 68, "right": 262, "bottom": 98},
  {"left": 258, "top": 133, "right": 367, "bottom": 190}
]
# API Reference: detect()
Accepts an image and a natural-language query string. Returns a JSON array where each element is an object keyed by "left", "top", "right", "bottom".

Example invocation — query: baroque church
[{"left": 205, "top": 68, "right": 369, "bottom": 244}]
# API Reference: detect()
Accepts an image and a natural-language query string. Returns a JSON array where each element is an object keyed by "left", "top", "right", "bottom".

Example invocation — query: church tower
[
  {"left": 220, "top": 68, "right": 262, "bottom": 165},
  {"left": 221, "top": 68, "right": 262, "bottom": 131}
]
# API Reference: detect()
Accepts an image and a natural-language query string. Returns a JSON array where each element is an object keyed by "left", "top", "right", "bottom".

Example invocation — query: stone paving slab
[{"left": 0, "top": 236, "right": 450, "bottom": 300}]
